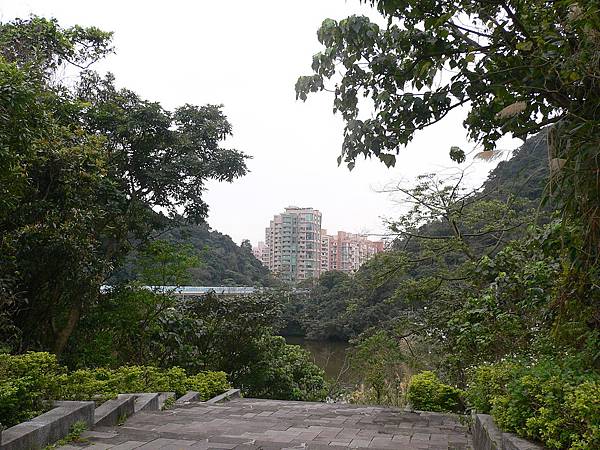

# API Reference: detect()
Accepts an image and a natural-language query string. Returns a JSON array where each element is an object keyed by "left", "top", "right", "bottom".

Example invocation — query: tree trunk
[{"left": 52, "top": 300, "right": 82, "bottom": 357}]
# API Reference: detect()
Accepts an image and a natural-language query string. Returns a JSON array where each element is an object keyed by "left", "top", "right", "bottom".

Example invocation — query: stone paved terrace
[{"left": 58, "top": 397, "right": 472, "bottom": 450}]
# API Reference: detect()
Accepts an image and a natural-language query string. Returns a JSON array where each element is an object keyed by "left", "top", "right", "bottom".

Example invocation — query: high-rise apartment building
[
  {"left": 255, "top": 207, "right": 385, "bottom": 283},
  {"left": 264, "top": 206, "right": 322, "bottom": 282},
  {"left": 320, "top": 231, "right": 333, "bottom": 273},
  {"left": 330, "top": 231, "right": 385, "bottom": 273}
]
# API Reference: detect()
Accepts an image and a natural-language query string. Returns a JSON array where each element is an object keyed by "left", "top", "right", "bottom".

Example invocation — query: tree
[
  {"left": 0, "top": 17, "right": 249, "bottom": 355},
  {"left": 296, "top": 0, "right": 600, "bottom": 253},
  {"left": 76, "top": 71, "right": 248, "bottom": 226},
  {"left": 350, "top": 330, "right": 406, "bottom": 405},
  {"left": 137, "top": 240, "right": 200, "bottom": 287}
]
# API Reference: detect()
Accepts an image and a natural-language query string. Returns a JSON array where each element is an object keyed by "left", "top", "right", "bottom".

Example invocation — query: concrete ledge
[
  {"left": 157, "top": 392, "right": 175, "bottom": 410},
  {"left": 133, "top": 393, "right": 160, "bottom": 412},
  {"left": 473, "top": 413, "right": 545, "bottom": 450},
  {"left": 94, "top": 394, "right": 135, "bottom": 427},
  {"left": 205, "top": 388, "right": 241, "bottom": 404},
  {"left": 503, "top": 434, "right": 545, "bottom": 450},
  {"left": 0, "top": 401, "right": 94, "bottom": 450},
  {"left": 175, "top": 391, "right": 200, "bottom": 404}
]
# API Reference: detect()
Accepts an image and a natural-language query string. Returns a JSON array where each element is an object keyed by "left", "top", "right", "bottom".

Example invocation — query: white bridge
[
  {"left": 148, "top": 286, "right": 259, "bottom": 297},
  {"left": 102, "top": 286, "right": 308, "bottom": 297}
]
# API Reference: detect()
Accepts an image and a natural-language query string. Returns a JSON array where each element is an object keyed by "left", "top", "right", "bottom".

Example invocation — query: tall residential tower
[
  {"left": 264, "top": 206, "right": 322, "bottom": 282},
  {"left": 257, "top": 207, "right": 384, "bottom": 283}
]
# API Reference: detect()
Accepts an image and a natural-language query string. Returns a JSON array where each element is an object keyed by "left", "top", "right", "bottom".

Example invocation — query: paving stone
[
  {"left": 70, "top": 398, "right": 472, "bottom": 449},
  {"left": 348, "top": 439, "right": 371, "bottom": 448},
  {"left": 108, "top": 442, "right": 147, "bottom": 450}
]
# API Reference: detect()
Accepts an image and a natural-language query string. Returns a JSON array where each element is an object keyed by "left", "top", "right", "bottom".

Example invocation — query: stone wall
[{"left": 472, "top": 413, "right": 545, "bottom": 450}]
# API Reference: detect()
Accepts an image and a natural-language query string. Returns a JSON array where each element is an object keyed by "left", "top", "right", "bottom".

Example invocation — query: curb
[
  {"left": 205, "top": 388, "right": 241, "bottom": 404},
  {"left": 133, "top": 393, "right": 160, "bottom": 412}
]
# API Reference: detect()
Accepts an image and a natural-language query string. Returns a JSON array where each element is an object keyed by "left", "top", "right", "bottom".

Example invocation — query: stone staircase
[{"left": 58, "top": 397, "right": 472, "bottom": 450}]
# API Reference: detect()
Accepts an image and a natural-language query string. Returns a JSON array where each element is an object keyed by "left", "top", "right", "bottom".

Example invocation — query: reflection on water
[{"left": 285, "top": 336, "right": 352, "bottom": 382}]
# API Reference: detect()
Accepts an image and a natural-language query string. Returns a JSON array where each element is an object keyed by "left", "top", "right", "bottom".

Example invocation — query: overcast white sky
[{"left": 1, "top": 0, "right": 518, "bottom": 244}]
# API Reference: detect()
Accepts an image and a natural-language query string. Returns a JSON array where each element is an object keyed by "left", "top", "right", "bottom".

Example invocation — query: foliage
[
  {"left": 0, "top": 16, "right": 113, "bottom": 74},
  {"left": 282, "top": 140, "right": 549, "bottom": 345},
  {"left": 242, "top": 336, "right": 328, "bottom": 402},
  {"left": 297, "top": 0, "right": 600, "bottom": 252},
  {"left": 465, "top": 355, "right": 600, "bottom": 450},
  {"left": 349, "top": 330, "right": 407, "bottom": 406},
  {"left": 0, "top": 352, "right": 230, "bottom": 428},
  {"left": 136, "top": 240, "right": 200, "bottom": 287},
  {"left": 113, "top": 223, "right": 277, "bottom": 287},
  {"left": 0, "top": 352, "right": 62, "bottom": 426},
  {"left": 63, "top": 284, "right": 177, "bottom": 367},
  {"left": 465, "top": 361, "right": 520, "bottom": 414},
  {"left": 0, "top": 16, "right": 248, "bottom": 356},
  {"left": 187, "top": 371, "right": 230, "bottom": 401},
  {"left": 406, "top": 371, "right": 464, "bottom": 413},
  {"left": 64, "top": 284, "right": 327, "bottom": 402}
]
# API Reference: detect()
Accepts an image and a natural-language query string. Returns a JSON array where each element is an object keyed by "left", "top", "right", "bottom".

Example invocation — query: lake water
[{"left": 285, "top": 337, "right": 352, "bottom": 382}]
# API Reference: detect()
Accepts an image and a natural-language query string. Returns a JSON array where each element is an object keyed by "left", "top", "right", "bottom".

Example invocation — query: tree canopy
[
  {"left": 297, "top": 0, "right": 600, "bottom": 251},
  {"left": 0, "top": 16, "right": 248, "bottom": 354}
]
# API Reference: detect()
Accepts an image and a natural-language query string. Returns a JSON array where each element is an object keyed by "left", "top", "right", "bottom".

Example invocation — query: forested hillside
[
  {"left": 480, "top": 130, "right": 549, "bottom": 202},
  {"left": 114, "top": 223, "right": 277, "bottom": 287},
  {"left": 169, "top": 225, "right": 277, "bottom": 287}
]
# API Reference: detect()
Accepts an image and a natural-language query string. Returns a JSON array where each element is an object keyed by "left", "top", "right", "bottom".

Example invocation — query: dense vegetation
[
  {"left": 293, "top": 1, "right": 600, "bottom": 448},
  {"left": 2, "top": 2, "right": 599, "bottom": 448},
  {"left": 0, "top": 352, "right": 230, "bottom": 427},
  {"left": 113, "top": 224, "right": 277, "bottom": 287},
  {"left": 0, "top": 16, "right": 327, "bottom": 429},
  {"left": 281, "top": 133, "right": 550, "bottom": 342}
]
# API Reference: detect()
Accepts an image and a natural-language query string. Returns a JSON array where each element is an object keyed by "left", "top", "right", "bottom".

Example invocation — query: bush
[
  {"left": 406, "top": 371, "right": 464, "bottom": 413},
  {"left": 0, "top": 352, "right": 231, "bottom": 428},
  {"left": 187, "top": 371, "right": 230, "bottom": 400},
  {"left": 0, "top": 352, "right": 64, "bottom": 426},
  {"left": 489, "top": 359, "right": 600, "bottom": 449},
  {"left": 240, "top": 335, "right": 328, "bottom": 401},
  {"left": 466, "top": 361, "right": 519, "bottom": 413}
]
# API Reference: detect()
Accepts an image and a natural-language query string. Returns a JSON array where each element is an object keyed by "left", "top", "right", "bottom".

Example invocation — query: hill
[
  {"left": 112, "top": 223, "right": 277, "bottom": 287},
  {"left": 165, "top": 224, "right": 277, "bottom": 287},
  {"left": 481, "top": 130, "right": 549, "bottom": 202}
]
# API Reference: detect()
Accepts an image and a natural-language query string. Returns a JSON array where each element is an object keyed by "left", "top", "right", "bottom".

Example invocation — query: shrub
[
  {"left": 0, "top": 352, "right": 64, "bottom": 426},
  {"left": 466, "top": 361, "right": 519, "bottom": 413},
  {"left": 0, "top": 352, "right": 231, "bottom": 428},
  {"left": 187, "top": 371, "right": 230, "bottom": 400},
  {"left": 240, "top": 335, "right": 328, "bottom": 401},
  {"left": 406, "top": 371, "right": 464, "bottom": 413},
  {"left": 490, "top": 359, "right": 600, "bottom": 449}
]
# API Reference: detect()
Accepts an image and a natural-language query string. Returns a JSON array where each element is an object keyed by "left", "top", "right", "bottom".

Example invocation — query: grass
[{"left": 44, "top": 420, "right": 88, "bottom": 449}]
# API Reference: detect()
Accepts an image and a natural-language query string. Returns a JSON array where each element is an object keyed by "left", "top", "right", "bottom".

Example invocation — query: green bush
[
  {"left": 0, "top": 352, "right": 230, "bottom": 428},
  {"left": 187, "top": 371, "right": 229, "bottom": 400},
  {"left": 466, "top": 361, "right": 519, "bottom": 413},
  {"left": 489, "top": 359, "right": 600, "bottom": 449},
  {"left": 406, "top": 371, "right": 464, "bottom": 413},
  {"left": 0, "top": 352, "right": 64, "bottom": 426},
  {"left": 240, "top": 335, "right": 328, "bottom": 402}
]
